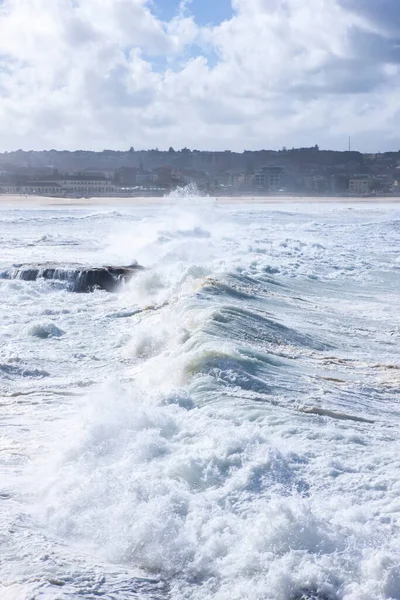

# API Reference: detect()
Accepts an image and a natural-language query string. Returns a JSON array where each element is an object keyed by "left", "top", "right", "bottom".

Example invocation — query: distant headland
[{"left": 0, "top": 146, "right": 399, "bottom": 197}]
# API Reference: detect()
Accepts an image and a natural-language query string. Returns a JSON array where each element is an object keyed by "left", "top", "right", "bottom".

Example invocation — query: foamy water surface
[{"left": 0, "top": 198, "right": 400, "bottom": 600}]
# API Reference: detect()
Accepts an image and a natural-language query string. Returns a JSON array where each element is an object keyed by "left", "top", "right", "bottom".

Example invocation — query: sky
[
  {"left": 154, "top": 0, "right": 233, "bottom": 26},
  {"left": 0, "top": 0, "right": 399, "bottom": 152}
]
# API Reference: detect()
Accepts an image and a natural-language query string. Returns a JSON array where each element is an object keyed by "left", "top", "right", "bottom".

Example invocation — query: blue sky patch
[{"left": 153, "top": 0, "right": 233, "bottom": 26}]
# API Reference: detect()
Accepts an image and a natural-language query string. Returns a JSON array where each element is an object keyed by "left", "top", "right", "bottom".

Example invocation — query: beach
[{"left": 1, "top": 193, "right": 400, "bottom": 207}]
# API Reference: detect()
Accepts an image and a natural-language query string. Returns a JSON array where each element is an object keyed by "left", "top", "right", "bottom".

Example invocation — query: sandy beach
[{"left": 0, "top": 194, "right": 399, "bottom": 207}]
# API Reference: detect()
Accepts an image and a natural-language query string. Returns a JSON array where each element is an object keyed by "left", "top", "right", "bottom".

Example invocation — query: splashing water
[{"left": 167, "top": 182, "right": 208, "bottom": 201}]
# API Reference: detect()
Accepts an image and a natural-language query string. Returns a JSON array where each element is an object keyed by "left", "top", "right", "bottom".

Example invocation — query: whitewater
[{"left": 0, "top": 196, "right": 399, "bottom": 600}]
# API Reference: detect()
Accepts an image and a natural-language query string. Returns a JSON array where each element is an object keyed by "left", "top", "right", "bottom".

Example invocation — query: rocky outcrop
[
  {"left": 0, "top": 263, "right": 143, "bottom": 292},
  {"left": 291, "top": 590, "right": 334, "bottom": 600}
]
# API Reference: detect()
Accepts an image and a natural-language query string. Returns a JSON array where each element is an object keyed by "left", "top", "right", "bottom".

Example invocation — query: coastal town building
[
  {"left": 254, "top": 167, "right": 284, "bottom": 191},
  {"left": 56, "top": 175, "right": 115, "bottom": 195},
  {"left": 0, "top": 181, "right": 64, "bottom": 196},
  {"left": 348, "top": 176, "right": 370, "bottom": 195},
  {"left": 24, "top": 182, "right": 64, "bottom": 195},
  {"left": 0, "top": 176, "right": 116, "bottom": 196},
  {"left": 136, "top": 171, "right": 158, "bottom": 184}
]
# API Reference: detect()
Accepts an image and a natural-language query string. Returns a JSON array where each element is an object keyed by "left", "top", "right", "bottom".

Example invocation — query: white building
[
  {"left": 0, "top": 182, "right": 64, "bottom": 196},
  {"left": 1, "top": 177, "right": 117, "bottom": 197},
  {"left": 349, "top": 176, "right": 369, "bottom": 195},
  {"left": 136, "top": 171, "right": 158, "bottom": 184},
  {"left": 254, "top": 167, "right": 284, "bottom": 191},
  {"left": 23, "top": 182, "right": 64, "bottom": 195},
  {"left": 57, "top": 176, "right": 116, "bottom": 196}
]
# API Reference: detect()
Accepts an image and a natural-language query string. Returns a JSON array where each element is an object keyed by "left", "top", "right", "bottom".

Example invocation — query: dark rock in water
[
  {"left": 0, "top": 263, "right": 143, "bottom": 293},
  {"left": 28, "top": 323, "right": 65, "bottom": 338},
  {"left": 291, "top": 590, "right": 336, "bottom": 600}
]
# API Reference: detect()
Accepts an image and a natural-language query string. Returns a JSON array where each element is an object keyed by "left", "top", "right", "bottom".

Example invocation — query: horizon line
[{"left": 1, "top": 146, "right": 399, "bottom": 155}]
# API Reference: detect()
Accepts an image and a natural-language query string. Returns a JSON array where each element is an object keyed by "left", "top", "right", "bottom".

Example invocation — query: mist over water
[{"left": 1, "top": 196, "right": 400, "bottom": 600}]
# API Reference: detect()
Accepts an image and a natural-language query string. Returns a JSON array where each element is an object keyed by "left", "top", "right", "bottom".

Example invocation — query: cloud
[
  {"left": 0, "top": 0, "right": 399, "bottom": 151},
  {"left": 340, "top": 0, "right": 400, "bottom": 35}
]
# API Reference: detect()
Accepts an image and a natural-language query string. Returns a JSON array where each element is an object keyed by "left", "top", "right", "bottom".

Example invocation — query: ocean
[{"left": 0, "top": 197, "right": 399, "bottom": 600}]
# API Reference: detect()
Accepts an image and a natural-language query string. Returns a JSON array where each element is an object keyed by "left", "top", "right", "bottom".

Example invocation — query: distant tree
[
  {"left": 168, "top": 147, "right": 175, "bottom": 153},
  {"left": 370, "top": 179, "right": 383, "bottom": 191},
  {"left": 129, "top": 146, "right": 134, "bottom": 153}
]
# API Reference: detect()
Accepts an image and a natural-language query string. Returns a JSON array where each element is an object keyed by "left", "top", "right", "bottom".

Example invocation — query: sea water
[{"left": 0, "top": 198, "right": 399, "bottom": 600}]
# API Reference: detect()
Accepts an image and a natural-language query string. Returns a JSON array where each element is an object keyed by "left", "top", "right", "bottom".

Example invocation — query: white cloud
[{"left": 0, "top": 0, "right": 399, "bottom": 151}]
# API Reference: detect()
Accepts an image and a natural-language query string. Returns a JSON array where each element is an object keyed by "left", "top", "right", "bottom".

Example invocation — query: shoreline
[{"left": 0, "top": 193, "right": 399, "bottom": 207}]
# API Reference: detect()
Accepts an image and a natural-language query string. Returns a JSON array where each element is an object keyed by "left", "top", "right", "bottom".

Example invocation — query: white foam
[{"left": 1, "top": 201, "right": 400, "bottom": 599}]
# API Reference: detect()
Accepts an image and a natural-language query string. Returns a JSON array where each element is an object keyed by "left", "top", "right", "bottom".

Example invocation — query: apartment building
[
  {"left": 254, "top": 166, "right": 284, "bottom": 191},
  {"left": 349, "top": 176, "right": 369, "bottom": 195}
]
